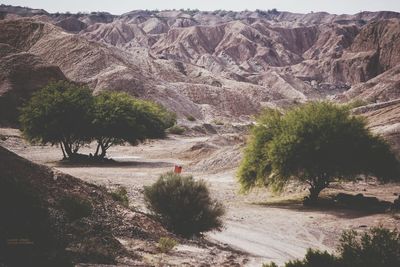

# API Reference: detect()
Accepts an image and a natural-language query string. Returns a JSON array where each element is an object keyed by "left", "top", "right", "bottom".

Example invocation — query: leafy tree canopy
[
  {"left": 20, "top": 82, "right": 176, "bottom": 160},
  {"left": 19, "top": 81, "right": 93, "bottom": 158},
  {"left": 91, "top": 91, "right": 175, "bottom": 157},
  {"left": 238, "top": 102, "right": 399, "bottom": 202}
]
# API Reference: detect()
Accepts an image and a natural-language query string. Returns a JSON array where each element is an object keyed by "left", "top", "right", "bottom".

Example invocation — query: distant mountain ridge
[{"left": 0, "top": 4, "right": 399, "bottom": 138}]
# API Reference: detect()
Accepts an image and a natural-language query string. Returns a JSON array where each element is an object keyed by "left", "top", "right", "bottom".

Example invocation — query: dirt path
[
  {"left": 196, "top": 171, "right": 329, "bottom": 266},
  {"left": 1, "top": 128, "right": 400, "bottom": 266}
]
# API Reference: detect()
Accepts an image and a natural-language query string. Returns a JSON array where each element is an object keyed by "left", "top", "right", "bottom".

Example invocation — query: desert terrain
[
  {"left": 1, "top": 4, "right": 400, "bottom": 266},
  {"left": 1, "top": 127, "right": 399, "bottom": 266}
]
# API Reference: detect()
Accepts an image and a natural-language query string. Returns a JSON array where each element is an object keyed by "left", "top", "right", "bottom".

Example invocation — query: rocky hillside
[
  {"left": 0, "top": 144, "right": 246, "bottom": 266},
  {"left": 0, "top": 5, "right": 399, "bottom": 125},
  {"left": 352, "top": 99, "right": 400, "bottom": 156},
  {"left": 0, "top": 43, "right": 65, "bottom": 124},
  {"left": 0, "top": 145, "right": 169, "bottom": 265}
]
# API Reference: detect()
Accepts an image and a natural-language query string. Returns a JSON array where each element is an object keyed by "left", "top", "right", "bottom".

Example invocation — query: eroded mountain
[{"left": 0, "top": 5, "right": 399, "bottom": 126}]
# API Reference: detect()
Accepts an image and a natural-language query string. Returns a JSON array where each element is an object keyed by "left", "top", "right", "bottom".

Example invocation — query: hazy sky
[{"left": 2, "top": 0, "right": 400, "bottom": 15}]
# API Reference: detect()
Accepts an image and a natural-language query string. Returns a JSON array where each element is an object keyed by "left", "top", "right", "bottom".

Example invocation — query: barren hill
[
  {"left": 1, "top": 5, "right": 400, "bottom": 265},
  {"left": 0, "top": 145, "right": 168, "bottom": 265},
  {"left": 0, "top": 144, "right": 246, "bottom": 266},
  {"left": 0, "top": 5, "right": 400, "bottom": 127},
  {"left": 0, "top": 42, "right": 65, "bottom": 124}
]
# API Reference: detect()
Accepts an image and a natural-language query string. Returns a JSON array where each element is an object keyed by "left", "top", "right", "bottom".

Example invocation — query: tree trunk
[
  {"left": 62, "top": 140, "right": 73, "bottom": 158},
  {"left": 99, "top": 142, "right": 107, "bottom": 158},
  {"left": 304, "top": 176, "right": 330, "bottom": 206},
  {"left": 94, "top": 142, "right": 101, "bottom": 157},
  {"left": 98, "top": 138, "right": 112, "bottom": 159},
  {"left": 59, "top": 142, "right": 66, "bottom": 159},
  {"left": 308, "top": 185, "right": 323, "bottom": 203}
]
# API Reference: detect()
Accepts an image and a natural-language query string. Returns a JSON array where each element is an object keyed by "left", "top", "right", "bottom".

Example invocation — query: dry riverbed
[{"left": 1, "top": 128, "right": 400, "bottom": 266}]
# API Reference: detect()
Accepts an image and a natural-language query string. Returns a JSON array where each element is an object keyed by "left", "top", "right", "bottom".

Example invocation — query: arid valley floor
[
  {"left": 1, "top": 127, "right": 399, "bottom": 266},
  {"left": 1, "top": 4, "right": 400, "bottom": 266}
]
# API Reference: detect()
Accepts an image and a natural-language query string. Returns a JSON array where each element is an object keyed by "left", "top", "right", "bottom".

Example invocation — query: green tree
[
  {"left": 19, "top": 81, "right": 93, "bottom": 159},
  {"left": 238, "top": 102, "right": 399, "bottom": 203},
  {"left": 237, "top": 108, "right": 282, "bottom": 192},
  {"left": 91, "top": 91, "right": 175, "bottom": 158}
]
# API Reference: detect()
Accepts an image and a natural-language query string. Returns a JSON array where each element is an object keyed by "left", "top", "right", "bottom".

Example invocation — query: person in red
[{"left": 174, "top": 165, "right": 182, "bottom": 174}]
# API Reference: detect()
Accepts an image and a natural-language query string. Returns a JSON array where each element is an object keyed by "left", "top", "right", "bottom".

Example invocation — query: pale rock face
[{"left": 0, "top": 6, "right": 400, "bottom": 135}]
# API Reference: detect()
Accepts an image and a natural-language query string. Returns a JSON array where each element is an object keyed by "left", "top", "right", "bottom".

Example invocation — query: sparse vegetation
[
  {"left": 344, "top": 99, "right": 369, "bottom": 109},
  {"left": 263, "top": 263, "right": 279, "bottom": 267},
  {"left": 187, "top": 115, "right": 196, "bottom": 121},
  {"left": 263, "top": 227, "right": 400, "bottom": 267},
  {"left": 60, "top": 196, "right": 93, "bottom": 221},
  {"left": 144, "top": 172, "right": 225, "bottom": 237},
  {"left": 110, "top": 186, "right": 129, "bottom": 208},
  {"left": 212, "top": 119, "right": 224, "bottom": 125},
  {"left": 157, "top": 237, "right": 178, "bottom": 253},
  {"left": 238, "top": 102, "right": 400, "bottom": 204},
  {"left": 167, "top": 125, "right": 185, "bottom": 135}
]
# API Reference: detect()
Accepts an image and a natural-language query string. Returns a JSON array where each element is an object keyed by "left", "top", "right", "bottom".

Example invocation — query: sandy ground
[{"left": 1, "top": 128, "right": 400, "bottom": 267}]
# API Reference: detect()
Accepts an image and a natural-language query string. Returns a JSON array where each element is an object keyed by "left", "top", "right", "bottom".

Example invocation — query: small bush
[
  {"left": 110, "top": 186, "right": 129, "bottom": 208},
  {"left": 157, "top": 237, "right": 178, "bottom": 253},
  {"left": 212, "top": 119, "right": 224, "bottom": 125},
  {"left": 338, "top": 227, "right": 400, "bottom": 267},
  {"left": 0, "top": 134, "right": 6, "bottom": 141},
  {"left": 144, "top": 172, "right": 225, "bottom": 237},
  {"left": 283, "top": 249, "right": 338, "bottom": 267},
  {"left": 60, "top": 196, "right": 92, "bottom": 221},
  {"left": 345, "top": 99, "right": 369, "bottom": 109},
  {"left": 167, "top": 125, "right": 185, "bottom": 135},
  {"left": 263, "top": 227, "right": 400, "bottom": 267},
  {"left": 186, "top": 115, "right": 196, "bottom": 121}
]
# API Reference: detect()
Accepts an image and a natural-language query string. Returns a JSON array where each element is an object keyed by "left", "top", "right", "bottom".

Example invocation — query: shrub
[
  {"left": 144, "top": 172, "right": 225, "bottom": 237},
  {"left": 345, "top": 99, "right": 369, "bottom": 109},
  {"left": 60, "top": 196, "right": 93, "bottom": 221},
  {"left": 186, "top": 115, "right": 196, "bottom": 121},
  {"left": 283, "top": 249, "right": 339, "bottom": 267},
  {"left": 167, "top": 125, "right": 185, "bottom": 135},
  {"left": 212, "top": 119, "right": 224, "bottom": 125},
  {"left": 338, "top": 227, "right": 400, "bottom": 267},
  {"left": 110, "top": 186, "right": 129, "bottom": 208},
  {"left": 263, "top": 227, "right": 400, "bottom": 267},
  {"left": 264, "top": 250, "right": 338, "bottom": 267},
  {"left": 238, "top": 102, "right": 400, "bottom": 203},
  {"left": 157, "top": 237, "right": 178, "bottom": 253}
]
